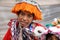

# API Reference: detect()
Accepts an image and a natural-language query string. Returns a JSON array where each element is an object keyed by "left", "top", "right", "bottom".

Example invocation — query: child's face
[
  {"left": 56, "top": 24, "right": 60, "bottom": 28},
  {"left": 18, "top": 10, "right": 34, "bottom": 28}
]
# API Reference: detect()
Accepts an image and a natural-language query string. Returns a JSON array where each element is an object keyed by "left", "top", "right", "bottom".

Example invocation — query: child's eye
[
  {"left": 28, "top": 14, "right": 33, "bottom": 18},
  {"left": 20, "top": 13, "right": 25, "bottom": 16}
]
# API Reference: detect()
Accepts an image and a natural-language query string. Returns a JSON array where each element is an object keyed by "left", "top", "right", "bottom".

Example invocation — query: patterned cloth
[
  {"left": 7, "top": 19, "right": 60, "bottom": 40},
  {"left": 8, "top": 19, "right": 43, "bottom": 40}
]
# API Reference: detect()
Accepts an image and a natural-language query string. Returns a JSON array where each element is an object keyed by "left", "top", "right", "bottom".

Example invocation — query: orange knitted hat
[{"left": 12, "top": 2, "right": 42, "bottom": 20}]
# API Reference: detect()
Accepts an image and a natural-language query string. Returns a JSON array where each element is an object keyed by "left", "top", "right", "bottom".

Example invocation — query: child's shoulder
[{"left": 32, "top": 22, "right": 44, "bottom": 27}]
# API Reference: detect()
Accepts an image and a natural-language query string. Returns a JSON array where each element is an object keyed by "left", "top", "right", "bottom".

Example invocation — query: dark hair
[
  {"left": 17, "top": 10, "right": 22, "bottom": 16},
  {"left": 46, "top": 33, "right": 59, "bottom": 40}
]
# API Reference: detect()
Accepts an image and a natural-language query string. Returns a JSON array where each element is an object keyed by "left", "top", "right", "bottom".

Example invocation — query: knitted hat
[{"left": 12, "top": 0, "right": 42, "bottom": 20}]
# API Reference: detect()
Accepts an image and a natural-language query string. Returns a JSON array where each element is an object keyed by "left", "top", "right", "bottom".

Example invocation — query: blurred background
[{"left": 0, "top": 0, "right": 60, "bottom": 40}]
